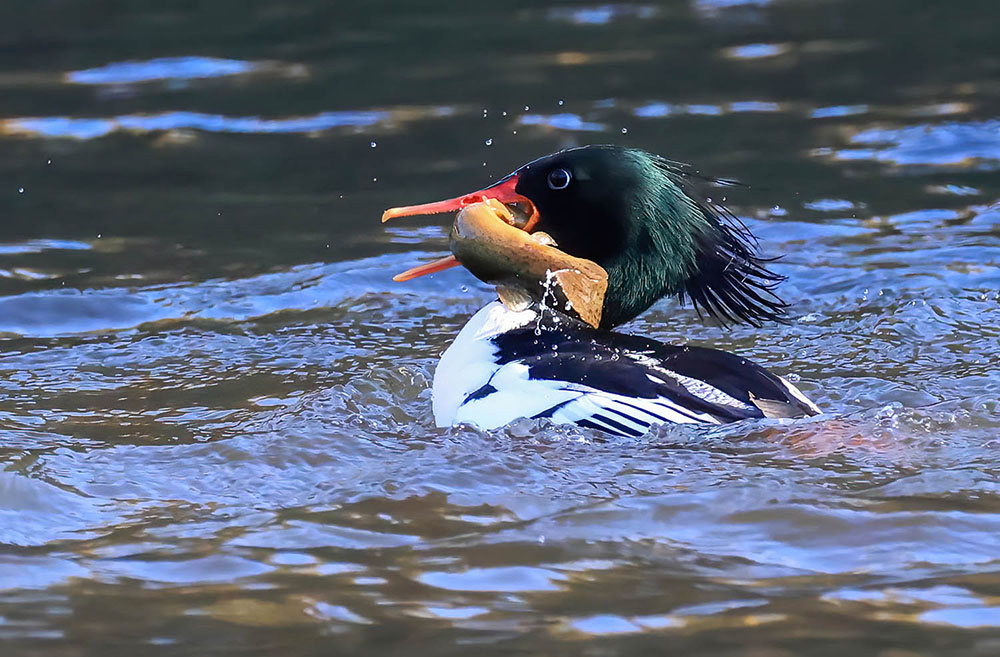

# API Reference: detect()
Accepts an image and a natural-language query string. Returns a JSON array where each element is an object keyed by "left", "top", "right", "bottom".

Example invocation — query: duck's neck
[{"left": 597, "top": 174, "right": 707, "bottom": 330}]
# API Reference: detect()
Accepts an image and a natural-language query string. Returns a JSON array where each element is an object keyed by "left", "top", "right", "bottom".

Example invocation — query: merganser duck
[{"left": 382, "top": 145, "right": 820, "bottom": 437}]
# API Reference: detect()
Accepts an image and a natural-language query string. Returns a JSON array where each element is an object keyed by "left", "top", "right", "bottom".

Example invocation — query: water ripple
[
  {"left": 1, "top": 110, "right": 391, "bottom": 139},
  {"left": 0, "top": 254, "right": 473, "bottom": 337},
  {"left": 723, "top": 43, "right": 788, "bottom": 59},
  {"left": 67, "top": 57, "right": 259, "bottom": 85},
  {"left": 518, "top": 113, "right": 605, "bottom": 132},
  {"left": 0, "top": 240, "right": 91, "bottom": 256},
  {"left": 546, "top": 4, "right": 657, "bottom": 25},
  {"left": 837, "top": 120, "right": 1000, "bottom": 168}
]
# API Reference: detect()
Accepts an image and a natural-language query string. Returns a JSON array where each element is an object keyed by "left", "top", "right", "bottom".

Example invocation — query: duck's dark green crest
[{"left": 512, "top": 145, "right": 787, "bottom": 329}]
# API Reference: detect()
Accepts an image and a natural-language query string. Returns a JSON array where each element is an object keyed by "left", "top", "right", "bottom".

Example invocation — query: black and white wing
[{"left": 452, "top": 321, "right": 820, "bottom": 437}]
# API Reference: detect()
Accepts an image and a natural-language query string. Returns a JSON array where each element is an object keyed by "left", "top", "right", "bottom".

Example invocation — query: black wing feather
[{"left": 491, "top": 318, "right": 817, "bottom": 428}]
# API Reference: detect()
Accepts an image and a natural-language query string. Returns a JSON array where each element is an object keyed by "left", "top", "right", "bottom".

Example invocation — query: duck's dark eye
[{"left": 547, "top": 168, "right": 572, "bottom": 190}]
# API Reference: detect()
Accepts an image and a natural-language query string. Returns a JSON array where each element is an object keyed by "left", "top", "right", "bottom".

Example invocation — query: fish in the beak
[
  {"left": 381, "top": 174, "right": 538, "bottom": 282},
  {"left": 382, "top": 177, "right": 607, "bottom": 328}
]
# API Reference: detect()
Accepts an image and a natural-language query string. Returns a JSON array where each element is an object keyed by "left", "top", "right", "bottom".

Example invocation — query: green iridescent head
[
  {"left": 383, "top": 144, "right": 787, "bottom": 330},
  {"left": 509, "top": 145, "right": 787, "bottom": 329}
]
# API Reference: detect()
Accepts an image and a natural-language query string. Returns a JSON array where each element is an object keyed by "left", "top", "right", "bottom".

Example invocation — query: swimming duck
[{"left": 382, "top": 145, "right": 819, "bottom": 437}]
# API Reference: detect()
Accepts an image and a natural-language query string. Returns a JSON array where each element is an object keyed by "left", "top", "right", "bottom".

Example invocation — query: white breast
[{"left": 432, "top": 301, "right": 536, "bottom": 427}]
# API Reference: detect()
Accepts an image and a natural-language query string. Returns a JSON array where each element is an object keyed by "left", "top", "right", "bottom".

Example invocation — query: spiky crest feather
[{"left": 650, "top": 156, "right": 788, "bottom": 326}]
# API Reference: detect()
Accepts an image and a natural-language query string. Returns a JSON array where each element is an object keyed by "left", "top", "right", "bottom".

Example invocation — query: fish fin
[{"left": 496, "top": 284, "right": 533, "bottom": 313}]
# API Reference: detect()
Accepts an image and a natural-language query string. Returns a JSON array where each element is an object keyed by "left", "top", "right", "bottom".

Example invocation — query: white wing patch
[
  {"left": 630, "top": 352, "right": 755, "bottom": 411},
  {"left": 450, "top": 360, "right": 722, "bottom": 436},
  {"left": 433, "top": 302, "right": 537, "bottom": 427},
  {"left": 778, "top": 375, "right": 822, "bottom": 415},
  {"left": 452, "top": 361, "right": 582, "bottom": 429},
  {"left": 547, "top": 388, "right": 721, "bottom": 435}
]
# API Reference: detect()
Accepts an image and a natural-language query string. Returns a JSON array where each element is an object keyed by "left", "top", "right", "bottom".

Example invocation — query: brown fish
[{"left": 447, "top": 200, "right": 608, "bottom": 328}]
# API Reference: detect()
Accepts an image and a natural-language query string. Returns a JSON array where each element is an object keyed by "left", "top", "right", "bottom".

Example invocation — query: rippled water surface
[{"left": 2, "top": 1, "right": 1000, "bottom": 655}]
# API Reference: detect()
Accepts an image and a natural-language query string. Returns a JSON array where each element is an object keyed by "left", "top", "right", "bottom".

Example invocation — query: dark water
[{"left": 2, "top": 1, "right": 1000, "bottom": 654}]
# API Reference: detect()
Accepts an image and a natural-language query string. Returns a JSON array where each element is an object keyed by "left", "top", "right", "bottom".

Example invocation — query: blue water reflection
[
  {"left": 4, "top": 110, "right": 392, "bottom": 139},
  {"left": 68, "top": 57, "right": 258, "bottom": 85}
]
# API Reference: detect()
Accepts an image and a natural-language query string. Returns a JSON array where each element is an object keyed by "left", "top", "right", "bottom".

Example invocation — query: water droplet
[
  {"left": 17, "top": 187, "right": 24, "bottom": 193},
  {"left": 46, "top": 159, "right": 51, "bottom": 165},
  {"left": 482, "top": 162, "right": 487, "bottom": 167},
  {"left": 876, "top": 404, "right": 899, "bottom": 420},
  {"left": 621, "top": 127, "right": 628, "bottom": 134},
  {"left": 485, "top": 138, "right": 493, "bottom": 146},
  {"left": 512, "top": 130, "right": 517, "bottom": 135},
  {"left": 558, "top": 99, "right": 564, "bottom": 106},
  {"left": 502, "top": 111, "right": 507, "bottom": 117},
  {"left": 370, "top": 141, "right": 377, "bottom": 148},
  {"left": 372, "top": 177, "right": 378, "bottom": 182},
  {"left": 461, "top": 285, "right": 468, "bottom": 292},
  {"left": 524, "top": 105, "right": 530, "bottom": 111},
  {"left": 97, "top": 233, "right": 102, "bottom": 239}
]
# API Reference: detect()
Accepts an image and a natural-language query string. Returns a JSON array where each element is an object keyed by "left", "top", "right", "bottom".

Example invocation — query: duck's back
[{"left": 432, "top": 302, "right": 819, "bottom": 436}]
